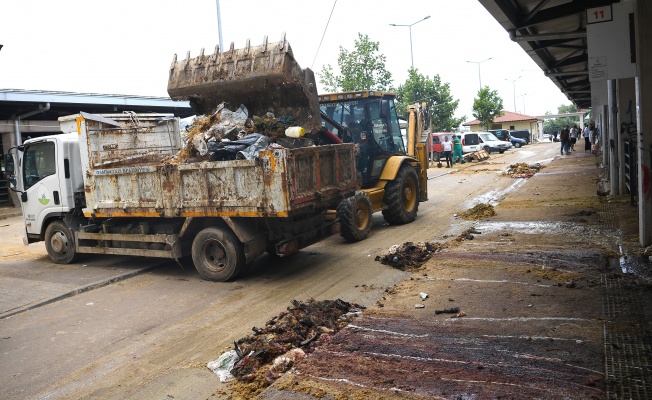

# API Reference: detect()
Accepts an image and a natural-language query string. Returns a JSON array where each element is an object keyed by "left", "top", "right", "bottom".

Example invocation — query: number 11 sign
[{"left": 587, "top": 5, "right": 613, "bottom": 24}]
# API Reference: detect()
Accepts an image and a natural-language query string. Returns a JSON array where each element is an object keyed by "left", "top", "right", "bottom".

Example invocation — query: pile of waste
[
  {"left": 504, "top": 162, "right": 543, "bottom": 178},
  {"left": 208, "top": 298, "right": 364, "bottom": 388},
  {"left": 163, "top": 103, "right": 331, "bottom": 165},
  {"left": 459, "top": 203, "right": 496, "bottom": 220},
  {"left": 375, "top": 241, "right": 440, "bottom": 271}
]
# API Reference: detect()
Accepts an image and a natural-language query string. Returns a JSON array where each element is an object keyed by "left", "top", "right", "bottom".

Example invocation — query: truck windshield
[{"left": 23, "top": 141, "right": 56, "bottom": 190}]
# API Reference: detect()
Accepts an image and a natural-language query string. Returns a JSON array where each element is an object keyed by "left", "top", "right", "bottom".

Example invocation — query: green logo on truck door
[{"left": 37, "top": 186, "right": 50, "bottom": 205}]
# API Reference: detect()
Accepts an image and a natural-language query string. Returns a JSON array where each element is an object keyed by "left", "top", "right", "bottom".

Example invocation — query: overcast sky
[{"left": 0, "top": 0, "right": 571, "bottom": 121}]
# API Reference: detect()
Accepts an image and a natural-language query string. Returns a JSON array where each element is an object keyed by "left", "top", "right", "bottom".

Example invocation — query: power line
[{"left": 311, "top": 0, "right": 337, "bottom": 70}]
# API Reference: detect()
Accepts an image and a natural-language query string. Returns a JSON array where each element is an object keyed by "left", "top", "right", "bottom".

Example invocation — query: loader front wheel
[
  {"left": 192, "top": 227, "right": 245, "bottom": 281},
  {"left": 382, "top": 165, "right": 419, "bottom": 225},
  {"left": 45, "top": 220, "right": 78, "bottom": 264},
  {"left": 337, "top": 191, "right": 373, "bottom": 242}
]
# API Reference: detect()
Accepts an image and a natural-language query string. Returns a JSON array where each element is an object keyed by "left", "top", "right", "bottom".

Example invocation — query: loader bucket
[{"left": 167, "top": 37, "right": 322, "bottom": 132}]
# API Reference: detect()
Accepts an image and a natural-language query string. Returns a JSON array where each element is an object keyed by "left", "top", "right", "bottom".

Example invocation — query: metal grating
[{"left": 602, "top": 274, "right": 652, "bottom": 399}]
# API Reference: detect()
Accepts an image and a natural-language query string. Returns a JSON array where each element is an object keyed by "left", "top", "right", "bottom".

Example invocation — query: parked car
[
  {"left": 477, "top": 131, "right": 512, "bottom": 153},
  {"left": 510, "top": 130, "right": 532, "bottom": 144},
  {"left": 489, "top": 129, "right": 526, "bottom": 148},
  {"left": 458, "top": 132, "right": 482, "bottom": 154}
]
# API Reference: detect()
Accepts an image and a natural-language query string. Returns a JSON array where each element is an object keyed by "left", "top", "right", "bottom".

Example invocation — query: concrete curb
[{"left": 0, "top": 264, "right": 161, "bottom": 320}]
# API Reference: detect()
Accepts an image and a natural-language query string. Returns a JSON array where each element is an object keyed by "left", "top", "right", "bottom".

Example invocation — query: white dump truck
[{"left": 5, "top": 111, "right": 356, "bottom": 281}]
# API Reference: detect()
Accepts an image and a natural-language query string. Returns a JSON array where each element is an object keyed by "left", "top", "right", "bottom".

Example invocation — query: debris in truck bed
[
  {"left": 458, "top": 203, "right": 496, "bottom": 220},
  {"left": 163, "top": 103, "right": 314, "bottom": 164},
  {"left": 374, "top": 242, "right": 440, "bottom": 271},
  {"left": 503, "top": 162, "right": 543, "bottom": 178},
  {"left": 225, "top": 298, "right": 364, "bottom": 393}
]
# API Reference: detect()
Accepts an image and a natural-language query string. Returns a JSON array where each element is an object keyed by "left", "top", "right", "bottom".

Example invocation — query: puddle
[
  {"left": 463, "top": 179, "right": 526, "bottom": 208},
  {"left": 474, "top": 221, "right": 606, "bottom": 239}
]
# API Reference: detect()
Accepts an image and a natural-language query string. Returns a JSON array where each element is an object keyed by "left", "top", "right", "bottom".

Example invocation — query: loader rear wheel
[
  {"left": 45, "top": 220, "right": 78, "bottom": 264},
  {"left": 382, "top": 165, "right": 419, "bottom": 225},
  {"left": 337, "top": 191, "right": 373, "bottom": 242},
  {"left": 192, "top": 227, "right": 245, "bottom": 281}
]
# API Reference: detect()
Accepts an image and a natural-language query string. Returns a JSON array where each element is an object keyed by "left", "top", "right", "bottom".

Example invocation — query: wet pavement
[{"left": 259, "top": 148, "right": 652, "bottom": 399}]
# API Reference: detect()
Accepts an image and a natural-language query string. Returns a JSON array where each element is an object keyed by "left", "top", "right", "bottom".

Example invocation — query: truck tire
[
  {"left": 382, "top": 165, "right": 419, "bottom": 225},
  {"left": 45, "top": 220, "right": 78, "bottom": 264},
  {"left": 337, "top": 191, "right": 372, "bottom": 242},
  {"left": 192, "top": 227, "right": 245, "bottom": 281}
]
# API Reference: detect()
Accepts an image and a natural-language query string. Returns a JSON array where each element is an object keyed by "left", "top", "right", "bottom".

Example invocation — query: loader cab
[{"left": 319, "top": 91, "right": 404, "bottom": 187}]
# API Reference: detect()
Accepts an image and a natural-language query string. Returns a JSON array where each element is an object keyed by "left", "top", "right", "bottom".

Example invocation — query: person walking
[
  {"left": 560, "top": 125, "right": 571, "bottom": 155},
  {"left": 442, "top": 135, "right": 453, "bottom": 168},
  {"left": 583, "top": 125, "right": 591, "bottom": 152},
  {"left": 452, "top": 135, "right": 465, "bottom": 164},
  {"left": 569, "top": 124, "right": 578, "bottom": 151}
]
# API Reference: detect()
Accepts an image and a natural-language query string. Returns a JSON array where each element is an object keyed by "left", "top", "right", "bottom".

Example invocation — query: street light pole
[
  {"left": 465, "top": 57, "right": 492, "bottom": 90},
  {"left": 216, "top": 0, "right": 224, "bottom": 51},
  {"left": 390, "top": 16, "right": 431, "bottom": 69},
  {"left": 505, "top": 76, "right": 522, "bottom": 112}
]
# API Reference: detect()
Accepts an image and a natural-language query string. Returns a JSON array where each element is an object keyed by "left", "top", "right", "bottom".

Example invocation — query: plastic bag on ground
[{"left": 207, "top": 349, "right": 240, "bottom": 382}]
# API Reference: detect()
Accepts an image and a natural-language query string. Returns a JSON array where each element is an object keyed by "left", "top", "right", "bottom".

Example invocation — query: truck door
[{"left": 20, "top": 140, "right": 62, "bottom": 236}]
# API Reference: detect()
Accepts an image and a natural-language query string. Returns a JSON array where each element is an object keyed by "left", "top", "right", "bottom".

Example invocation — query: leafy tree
[
  {"left": 472, "top": 86, "right": 504, "bottom": 129},
  {"left": 395, "top": 68, "right": 466, "bottom": 131},
  {"left": 319, "top": 33, "right": 393, "bottom": 93}
]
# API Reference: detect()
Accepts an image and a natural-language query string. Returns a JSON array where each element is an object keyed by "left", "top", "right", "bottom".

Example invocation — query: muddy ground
[{"left": 252, "top": 151, "right": 652, "bottom": 399}]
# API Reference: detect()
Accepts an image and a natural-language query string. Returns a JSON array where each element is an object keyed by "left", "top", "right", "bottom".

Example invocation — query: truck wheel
[
  {"left": 382, "top": 165, "right": 419, "bottom": 225},
  {"left": 337, "top": 191, "right": 373, "bottom": 242},
  {"left": 192, "top": 227, "right": 245, "bottom": 281},
  {"left": 45, "top": 220, "right": 78, "bottom": 264}
]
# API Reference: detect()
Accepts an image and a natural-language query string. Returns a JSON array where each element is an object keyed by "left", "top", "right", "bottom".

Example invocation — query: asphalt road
[{"left": 0, "top": 142, "right": 562, "bottom": 400}]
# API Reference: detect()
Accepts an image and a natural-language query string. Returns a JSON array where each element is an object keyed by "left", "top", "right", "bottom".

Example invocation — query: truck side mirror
[{"left": 4, "top": 153, "right": 14, "bottom": 175}]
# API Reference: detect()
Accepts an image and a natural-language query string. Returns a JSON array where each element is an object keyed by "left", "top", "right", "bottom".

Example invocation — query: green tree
[
  {"left": 395, "top": 68, "right": 466, "bottom": 131},
  {"left": 319, "top": 33, "right": 393, "bottom": 93},
  {"left": 472, "top": 86, "right": 504, "bottom": 129}
]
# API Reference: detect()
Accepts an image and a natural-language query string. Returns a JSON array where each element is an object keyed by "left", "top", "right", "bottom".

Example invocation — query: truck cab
[{"left": 6, "top": 133, "right": 84, "bottom": 244}]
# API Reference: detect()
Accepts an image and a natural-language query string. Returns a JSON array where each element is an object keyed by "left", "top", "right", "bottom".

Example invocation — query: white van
[{"left": 458, "top": 133, "right": 481, "bottom": 153}]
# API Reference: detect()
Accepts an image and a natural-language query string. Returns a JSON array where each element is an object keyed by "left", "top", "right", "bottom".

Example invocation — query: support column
[
  {"left": 617, "top": 78, "right": 637, "bottom": 195},
  {"left": 608, "top": 80, "right": 620, "bottom": 195},
  {"left": 636, "top": 0, "right": 652, "bottom": 246}
]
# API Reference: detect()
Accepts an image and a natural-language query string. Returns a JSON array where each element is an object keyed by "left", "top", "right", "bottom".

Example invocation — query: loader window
[
  {"left": 23, "top": 141, "right": 56, "bottom": 190},
  {"left": 368, "top": 99, "right": 404, "bottom": 153}
]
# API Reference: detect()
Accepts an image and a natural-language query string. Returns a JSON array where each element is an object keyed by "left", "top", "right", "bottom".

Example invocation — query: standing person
[
  {"left": 583, "top": 125, "right": 591, "bottom": 152},
  {"left": 589, "top": 122, "right": 599, "bottom": 155},
  {"left": 569, "top": 125, "right": 578, "bottom": 151},
  {"left": 452, "top": 135, "right": 465, "bottom": 164},
  {"left": 559, "top": 125, "right": 571, "bottom": 155},
  {"left": 442, "top": 135, "right": 453, "bottom": 168}
]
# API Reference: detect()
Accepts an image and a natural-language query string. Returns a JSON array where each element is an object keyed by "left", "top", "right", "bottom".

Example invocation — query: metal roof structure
[
  {"left": 0, "top": 89, "right": 193, "bottom": 121},
  {"left": 478, "top": 0, "right": 617, "bottom": 109}
]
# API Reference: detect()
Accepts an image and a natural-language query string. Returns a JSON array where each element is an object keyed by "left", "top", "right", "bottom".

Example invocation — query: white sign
[{"left": 587, "top": 5, "right": 613, "bottom": 24}]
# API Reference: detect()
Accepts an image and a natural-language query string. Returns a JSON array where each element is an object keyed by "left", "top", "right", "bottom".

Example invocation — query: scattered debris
[
  {"left": 458, "top": 203, "right": 496, "bottom": 220},
  {"left": 227, "top": 298, "right": 364, "bottom": 387},
  {"left": 414, "top": 304, "right": 425, "bottom": 309},
  {"left": 503, "top": 162, "right": 543, "bottom": 178},
  {"left": 419, "top": 292, "right": 429, "bottom": 299},
  {"left": 435, "top": 307, "right": 460, "bottom": 315},
  {"left": 375, "top": 242, "right": 440, "bottom": 271},
  {"left": 208, "top": 349, "right": 240, "bottom": 382}
]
